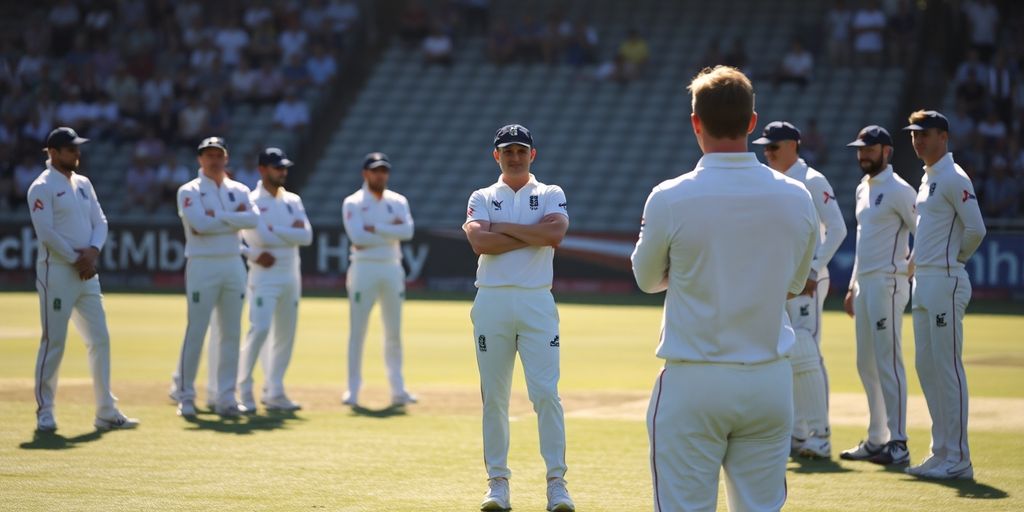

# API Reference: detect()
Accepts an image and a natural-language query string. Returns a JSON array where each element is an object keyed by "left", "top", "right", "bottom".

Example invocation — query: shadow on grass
[
  {"left": 181, "top": 410, "right": 305, "bottom": 434},
  {"left": 348, "top": 404, "right": 408, "bottom": 418},
  {"left": 788, "top": 457, "right": 856, "bottom": 474},
  {"left": 903, "top": 475, "right": 1009, "bottom": 500},
  {"left": 19, "top": 429, "right": 105, "bottom": 450}
]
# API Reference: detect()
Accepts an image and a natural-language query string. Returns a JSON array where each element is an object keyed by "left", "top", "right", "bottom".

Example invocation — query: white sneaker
[
  {"left": 177, "top": 400, "right": 197, "bottom": 417},
  {"left": 480, "top": 477, "right": 510, "bottom": 511},
  {"left": 341, "top": 391, "right": 358, "bottom": 406},
  {"left": 36, "top": 410, "right": 57, "bottom": 433},
  {"left": 546, "top": 477, "right": 575, "bottom": 511},
  {"left": 263, "top": 396, "right": 302, "bottom": 412},
  {"left": 905, "top": 454, "right": 944, "bottom": 476},
  {"left": 95, "top": 411, "right": 140, "bottom": 431},
  {"left": 391, "top": 392, "right": 418, "bottom": 406},
  {"left": 797, "top": 435, "right": 832, "bottom": 459},
  {"left": 916, "top": 459, "right": 974, "bottom": 480},
  {"left": 839, "top": 440, "right": 882, "bottom": 461},
  {"left": 239, "top": 402, "right": 257, "bottom": 415}
]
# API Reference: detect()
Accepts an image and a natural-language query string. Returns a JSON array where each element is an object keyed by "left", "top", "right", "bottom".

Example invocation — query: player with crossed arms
[
  {"left": 171, "top": 136, "right": 258, "bottom": 418},
  {"left": 237, "top": 147, "right": 312, "bottom": 413},
  {"left": 28, "top": 127, "right": 139, "bottom": 432}
]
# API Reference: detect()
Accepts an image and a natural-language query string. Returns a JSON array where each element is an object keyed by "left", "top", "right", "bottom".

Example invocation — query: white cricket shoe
[
  {"left": 546, "top": 477, "right": 575, "bottom": 511},
  {"left": 915, "top": 459, "right": 974, "bottom": 480},
  {"left": 480, "top": 477, "right": 510, "bottom": 511},
  {"left": 95, "top": 411, "right": 140, "bottom": 431},
  {"left": 839, "top": 440, "right": 882, "bottom": 461},
  {"left": 905, "top": 454, "right": 944, "bottom": 476},
  {"left": 36, "top": 410, "right": 57, "bottom": 433},
  {"left": 263, "top": 396, "right": 302, "bottom": 412},
  {"left": 797, "top": 435, "right": 832, "bottom": 459},
  {"left": 177, "top": 400, "right": 197, "bottom": 417},
  {"left": 391, "top": 392, "right": 418, "bottom": 406},
  {"left": 341, "top": 391, "right": 358, "bottom": 406}
]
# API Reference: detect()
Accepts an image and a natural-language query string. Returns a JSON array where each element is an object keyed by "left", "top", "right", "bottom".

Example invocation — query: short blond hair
[
  {"left": 687, "top": 66, "right": 755, "bottom": 139},
  {"left": 907, "top": 110, "right": 930, "bottom": 125}
]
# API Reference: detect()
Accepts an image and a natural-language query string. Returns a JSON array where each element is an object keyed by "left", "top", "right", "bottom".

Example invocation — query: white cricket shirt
[
  {"left": 849, "top": 165, "right": 917, "bottom": 287},
  {"left": 782, "top": 158, "right": 847, "bottom": 278},
  {"left": 342, "top": 184, "right": 414, "bottom": 262},
  {"left": 913, "top": 153, "right": 986, "bottom": 276},
  {"left": 27, "top": 163, "right": 108, "bottom": 265},
  {"left": 177, "top": 171, "right": 258, "bottom": 258},
  {"left": 242, "top": 181, "right": 312, "bottom": 284},
  {"left": 631, "top": 153, "right": 818, "bottom": 364},
  {"left": 465, "top": 173, "right": 568, "bottom": 289}
]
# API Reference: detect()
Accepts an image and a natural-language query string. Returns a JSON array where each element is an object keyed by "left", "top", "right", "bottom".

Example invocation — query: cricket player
[
  {"left": 632, "top": 67, "right": 818, "bottom": 512},
  {"left": 840, "top": 126, "right": 917, "bottom": 466},
  {"left": 341, "top": 152, "right": 417, "bottom": 408},
  {"left": 903, "top": 110, "right": 986, "bottom": 480},
  {"left": 753, "top": 120, "right": 847, "bottom": 459},
  {"left": 237, "top": 148, "right": 312, "bottom": 413},
  {"left": 464, "top": 124, "right": 574, "bottom": 512},
  {"left": 170, "top": 136, "right": 258, "bottom": 418},
  {"left": 28, "top": 127, "right": 139, "bottom": 432}
]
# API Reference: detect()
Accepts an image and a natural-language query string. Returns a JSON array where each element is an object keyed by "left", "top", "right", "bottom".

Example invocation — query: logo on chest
[
  {"left": 529, "top": 195, "right": 539, "bottom": 210},
  {"left": 228, "top": 191, "right": 236, "bottom": 201},
  {"left": 928, "top": 183, "right": 937, "bottom": 197},
  {"left": 492, "top": 200, "right": 503, "bottom": 211},
  {"left": 874, "top": 193, "right": 884, "bottom": 206},
  {"left": 79, "top": 188, "right": 87, "bottom": 199}
]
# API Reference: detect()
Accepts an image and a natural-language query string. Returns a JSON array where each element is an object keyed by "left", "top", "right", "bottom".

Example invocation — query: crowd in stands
[
  {"left": 947, "top": 0, "right": 1023, "bottom": 222},
  {"left": 824, "top": 0, "right": 919, "bottom": 69},
  {"left": 0, "top": 0, "right": 358, "bottom": 213}
]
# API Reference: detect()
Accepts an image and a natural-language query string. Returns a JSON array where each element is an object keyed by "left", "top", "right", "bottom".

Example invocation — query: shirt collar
[
  {"left": 695, "top": 152, "right": 761, "bottom": 169},
  {"left": 254, "top": 180, "right": 284, "bottom": 199},
  {"left": 784, "top": 158, "right": 808, "bottom": 176},
  {"left": 868, "top": 165, "right": 894, "bottom": 183},
  {"left": 361, "top": 182, "right": 386, "bottom": 200},
  {"left": 494, "top": 173, "right": 538, "bottom": 192},
  {"left": 45, "top": 161, "right": 74, "bottom": 181},
  {"left": 924, "top": 152, "right": 955, "bottom": 175}
]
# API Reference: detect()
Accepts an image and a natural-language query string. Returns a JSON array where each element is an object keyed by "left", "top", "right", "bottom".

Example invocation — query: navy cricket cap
[
  {"left": 752, "top": 121, "right": 801, "bottom": 145},
  {"left": 46, "top": 127, "right": 89, "bottom": 148},
  {"left": 494, "top": 124, "right": 533, "bottom": 148},
  {"left": 903, "top": 110, "right": 949, "bottom": 132},
  {"left": 197, "top": 136, "right": 228, "bottom": 154},
  {"left": 847, "top": 125, "right": 893, "bottom": 147},
  {"left": 363, "top": 152, "right": 391, "bottom": 170},
  {"left": 259, "top": 147, "right": 294, "bottom": 167}
]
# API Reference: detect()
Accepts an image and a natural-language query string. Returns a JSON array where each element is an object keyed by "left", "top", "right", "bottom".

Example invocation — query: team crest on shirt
[
  {"left": 875, "top": 193, "right": 884, "bottom": 206},
  {"left": 928, "top": 183, "right": 937, "bottom": 196},
  {"left": 823, "top": 191, "right": 836, "bottom": 204},
  {"left": 529, "top": 195, "right": 539, "bottom": 210},
  {"left": 962, "top": 190, "right": 976, "bottom": 202},
  {"left": 936, "top": 313, "right": 947, "bottom": 327},
  {"left": 876, "top": 317, "right": 887, "bottom": 330},
  {"left": 286, "top": 204, "right": 293, "bottom": 214},
  {"left": 492, "top": 200, "right": 503, "bottom": 211},
  {"left": 32, "top": 199, "right": 44, "bottom": 211},
  {"left": 228, "top": 192, "right": 236, "bottom": 201}
]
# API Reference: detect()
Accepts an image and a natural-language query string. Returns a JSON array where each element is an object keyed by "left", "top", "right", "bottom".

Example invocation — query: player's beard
[
  {"left": 858, "top": 153, "right": 884, "bottom": 176},
  {"left": 53, "top": 155, "right": 79, "bottom": 173},
  {"left": 366, "top": 178, "right": 386, "bottom": 194}
]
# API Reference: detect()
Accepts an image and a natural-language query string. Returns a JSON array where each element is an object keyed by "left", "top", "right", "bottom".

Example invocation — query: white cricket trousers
[
  {"left": 238, "top": 269, "right": 301, "bottom": 402},
  {"left": 171, "top": 256, "right": 246, "bottom": 408},
  {"left": 345, "top": 259, "right": 408, "bottom": 400},
  {"left": 471, "top": 286, "right": 567, "bottom": 480},
  {"left": 34, "top": 259, "right": 118, "bottom": 419},
  {"left": 853, "top": 273, "right": 910, "bottom": 444},
  {"left": 648, "top": 359, "right": 792, "bottom": 512},
  {"left": 786, "top": 276, "right": 830, "bottom": 439},
  {"left": 912, "top": 272, "right": 972, "bottom": 466}
]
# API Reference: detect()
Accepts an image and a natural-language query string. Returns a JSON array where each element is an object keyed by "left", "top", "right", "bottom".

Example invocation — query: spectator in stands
[
  {"left": 988, "top": 52, "right": 1014, "bottom": 126},
  {"left": 214, "top": 18, "right": 250, "bottom": 69},
  {"left": 248, "top": 20, "right": 280, "bottom": 63},
  {"left": 977, "top": 110, "right": 1007, "bottom": 150},
  {"left": 954, "top": 49, "right": 988, "bottom": 86},
  {"left": 274, "top": 89, "right": 311, "bottom": 130},
  {"left": 723, "top": 38, "right": 749, "bottom": 74},
  {"left": 253, "top": 60, "right": 285, "bottom": 104},
  {"left": 956, "top": 69, "right": 988, "bottom": 120},
  {"left": 230, "top": 58, "right": 258, "bottom": 103},
  {"left": 982, "top": 155, "right": 1020, "bottom": 218},
  {"left": 280, "top": 16, "right": 309, "bottom": 63},
  {"left": 13, "top": 153, "right": 37, "bottom": 207},
  {"left": 801, "top": 118, "right": 827, "bottom": 167},
  {"left": 488, "top": 20, "right": 517, "bottom": 66},
  {"left": 105, "top": 65, "right": 142, "bottom": 119},
  {"left": 282, "top": 54, "right": 311, "bottom": 89},
  {"left": 399, "top": 0, "right": 430, "bottom": 48},
  {"left": 306, "top": 44, "right": 338, "bottom": 86},
  {"left": 49, "top": 0, "right": 80, "bottom": 56},
  {"left": 458, "top": 0, "right": 491, "bottom": 35},
  {"left": 244, "top": 0, "right": 274, "bottom": 30},
  {"left": 593, "top": 52, "right": 629, "bottom": 85},
  {"left": 963, "top": 0, "right": 999, "bottom": 61},
  {"left": 22, "top": 111, "right": 50, "bottom": 144},
  {"left": 156, "top": 152, "right": 191, "bottom": 205},
  {"left": 0, "top": 167, "right": 12, "bottom": 212},
  {"left": 92, "top": 92, "right": 122, "bottom": 140},
  {"left": 698, "top": 42, "right": 723, "bottom": 71},
  {"left": 152, "top": 98, "right": 179, "bottom": 143},
  {"left": 142, "top": 69, "right": 175, "bottom": 117},
  {"left": 540, "top": 13, "right": 565, "bottom": 65},
  {"left": 851, "top": 0, "right": 886, "bottom": 67},
  {"left": 55, "top": 87, "right": 92, "bottom": 131},
  {"left": 948, "top": 101, "right": 977, "bottom": 154},
  {"left": 136, "top": 127, "right": 166, "bottom": 167},
  {"left": 422, "top": 25, "right": 454, "bottom": 67},
  {"left": 206, "top": 96, "right": 231, "bottom": 135},
  {"left": 231, "top": 153, "right": 261, "bottom": 190},
  {"left": 887, "top": 0, "right": 916, "bottom": 67},
  {"left": 324, "top": 0, "right": 362, "bottom": 39},
  {"left": 126, "top": 154, "right": 159, "bottom": 213},
  {"left": 776, "top": 40, "right": 813, "bottom": 88},
  {"left": 618, "top": 29, "right": 649, "bottom": 80},
  {"left": 178, "top": 94, "right": 210, "bottom": 145},
  {"left": 562, "top": 19, "right": 598, "bottom": 67},
  {"left": 514, "top": 14, "right": 544, "bottom": 63}
]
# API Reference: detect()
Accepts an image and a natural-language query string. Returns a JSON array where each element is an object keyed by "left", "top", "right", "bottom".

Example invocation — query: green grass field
[{"left": 0, "top": 292, "right": 1021, "bottom": 511}]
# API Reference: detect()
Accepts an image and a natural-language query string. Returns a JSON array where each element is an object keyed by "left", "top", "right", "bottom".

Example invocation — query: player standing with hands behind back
[
  {"left": 632, "top": 66, "right": 818, "bottom": 511},
  {"left": 170, "top": 137, "right": 258, "bottom": 418},
  {"left": 903, "top": 110, "right": 986, "bottom": 480},
  {"left": 464, "top": 124, "right": 574, "bottom": 512},
  {"left": 28, "top": 127, "right": 139, "bottom": 432}
]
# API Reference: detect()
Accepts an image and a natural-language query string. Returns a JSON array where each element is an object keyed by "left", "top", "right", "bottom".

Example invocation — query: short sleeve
[
  {"left": 464, "top": 190, "right": 490, "bottom": 225},
  {"left": 543, "top": 185, "right": 568, "bottom": 219}
]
